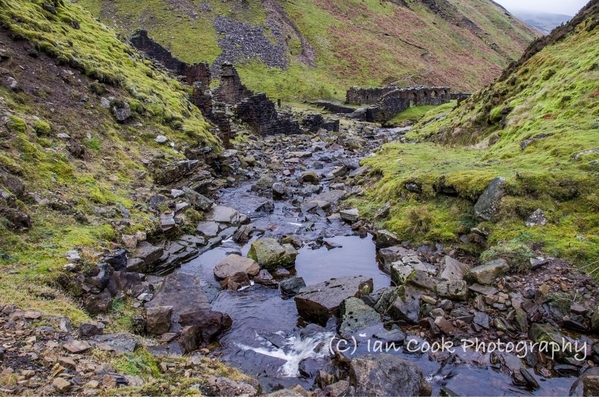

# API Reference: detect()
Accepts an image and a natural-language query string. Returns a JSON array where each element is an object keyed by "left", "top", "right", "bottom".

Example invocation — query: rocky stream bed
[{"left": 4, "top": 118, "right": 599, "bottom": 396}]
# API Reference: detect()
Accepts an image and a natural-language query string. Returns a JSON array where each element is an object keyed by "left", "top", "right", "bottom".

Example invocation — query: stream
[{"left": 173, "top": 124, "right": 576, "bottom": 395}]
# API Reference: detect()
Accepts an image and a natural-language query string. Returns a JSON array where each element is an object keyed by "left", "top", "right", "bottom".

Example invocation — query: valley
[{"left": 0, "top": 0, "right": 598, "bottom": 396}]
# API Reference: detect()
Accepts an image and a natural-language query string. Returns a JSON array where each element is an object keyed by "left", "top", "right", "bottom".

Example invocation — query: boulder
[
  {"left": 254, "top": 269, "right": 278, "bottom": 287},
  {"left": 226, "top": 272, "right": 251, "bottom": 291},
  {"left": 247, "top": 238, "right": 297, "bottom": 270},
  {"left": 213, "top": 255, "right": 260, "bottom": 280},
  {"left": 300, "top": 171, "right": 320, "bottom": 184},
  {"left": 131, "top": 242, "right": 164, "bottom": 273},
  {"left": 436, "top": 280, "right": 469, "bottom": 301},
  {"left": 178, "top": 310, "right": 232, "bottom": 345},
  {"left": 183, "top": 187, "right": 214, "bottom": 212},
  {"left": 146, "top": 306, "right": 173, "bottom": 335},
  {"left": 474, "top": 177, "right": 505, "bottom": 220},
  {"left": 388, "top": 286, "right": 421, "bottom": 324},
  {"left": 294, "top": 275, "right": 373, "bottom": 326},
  {"left": 196, "top": 221, "right": 221, "bottom": 237},
  {"left": 374, "top": 230, "right": 401, "bottom": 248},
  {"left": 84, "top": 289, "right": 112, "bottom": 315},
  {"left": 438, "top": 256, "right": 470, "bottom": 281},
  {"left": 207, "top": 205, "right": 248, "bottom": 225},
  {"left": 145, "top": 273, "right": 210, "bottom": 318},
  {"left": 570, "top": 367, "right": 599, "bottom": 397},
  {"left": 349, "top": 354, "right": 432, "bottom": 397},
  {"left": 465, "top": 259, "right": 510, "bottom": 285},
  {"left": 280, "top": 276, "right": 306, "bottom": 299},
  {"left": 339, "top": 297, "right": 381, "bottom": 338},
  {"left": 340, "top": 208, "right": 359, "bottom": 223}
]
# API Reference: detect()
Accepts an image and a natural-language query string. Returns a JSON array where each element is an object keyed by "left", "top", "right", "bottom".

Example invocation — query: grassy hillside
[
  {"left": 351, "top": 0, "right": 599, "bottom": 266},
  {"left": 0, "top": 0, "right": 219, "bottom": 320},
  {"left": 76, "top": 0, "right": 538, "bottom": 100}
]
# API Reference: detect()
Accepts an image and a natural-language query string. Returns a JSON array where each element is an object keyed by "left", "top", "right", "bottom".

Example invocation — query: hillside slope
[
  {"left": 76, "top": 0, "right": 538, "bottom": 100},
  {"left": 352, "top": 0, "right": 599, "bottom": 265},
  {"left": 0, "top": 0, "right": 220, "bottom": 321}
]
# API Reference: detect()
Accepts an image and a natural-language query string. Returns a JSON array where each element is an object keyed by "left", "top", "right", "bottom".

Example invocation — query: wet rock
[
  {"left": 374, "top": 230, "right": 401, "bottom": 248},
  {"left": 378, "top": 245, "right": 413, "bottom": 271},
  {"left": 349, "top": 353, "right": 432, "bottom": 397},
  {"left": 300, "top": 171, "right": 320, "bottom": 184},
  {"left": 434, "top": 317, "right": 455, "bottom": 335},
  {"left": 339, "top": 297, "right": 381, "bottom": 338},
  {"left": 130, "top": 242, "right": 164, "bottom": 273},
  {"left": 255, "top": 201, "right": 275, "bottom": 214},
  {"left": 326, "top": 380, "right": 350, "bottom": 397},
  {"left": 465, "top": 259, "right": 510, "bottom": 285},
  {"left": 146, "top": 306, "right": 173, "bottom": 335},
  {"left": 295, "top": 275, "right": 374, "bottom": 326},
  {"left": 265, "top": 385, "right": 310, "bottom": 397},
  {"left": 473, "top": 311, "right": 490, "bottom": 329},
  {"left": 340, "top": 208, "right": 359, "bottom": 223},
  {"left": 311, "top": 190, "right": 346, "bottom": 206},
  {"left": 438, "top": 256, "right": 470, "bottom": 281},
  {"left": 272, "top": 182, "right": 287, "bottom": 199},
  {"left": 436, "top": 280, "right": 469, "bottom": 300},
  {"left": 207, "top": 205, "right": 248, "bottom": 225},
  {"left": 280, "top": 276, "right": 306, "bottom": 299},
  {"left": 226, "top": 272, "right": 251, "bottom": 291},
  {"left": 569, "top": 367, "right": 599, "bottom": 396},
  {"left": 388, "top": 286, "right": 421, "bottom": 324},
  {"left": 474, "top": 177, "right": 506, "bottom": 220},
  {"left": 183, "top": 187, "right": 214, "bottom": 212},
  {"left": 373, "top": 327, "right": 406, "bottom": 344},
  {"left": 254, "top": 269, "right": 278, "bottom": 287},
  {"left": 196, "top": 221, "right": 221, "bottom": 237},
  {"left": 526, "top": 208, "right": 548, "bottom": 227},
  {"left": 247, "top": 238, "right": 297, "bottom": 270},
  {"left": 214, "top": 255, "right": 260, "bottom": 280},
  {"left": 178, "top": 310, "right": 232, "bottom": 345},
  {"left": 232, "top": 224, "right": 253, "bottom": 244}
]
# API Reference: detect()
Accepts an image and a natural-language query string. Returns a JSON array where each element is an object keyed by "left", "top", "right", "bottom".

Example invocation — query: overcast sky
[{"left": 494, "top": 0, "right": 587, "bottom": 16}]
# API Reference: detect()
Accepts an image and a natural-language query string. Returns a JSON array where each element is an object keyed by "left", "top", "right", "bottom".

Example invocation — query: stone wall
[
  {"left": 130, "top": 30, "right": 210, "bottom": 87},
  {"left": 235, "top": 93, "right": 301, "bottom": 136},
  {"left": 346, "top": 85, "right": 452, "bottom": 122},
  {"left": 213, "top": 63, "right": 254, "bottom": 105}
]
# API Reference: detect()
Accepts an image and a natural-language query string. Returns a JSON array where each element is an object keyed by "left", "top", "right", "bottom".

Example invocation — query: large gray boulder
[
  {"left": 349, "top": 354, "right": 432, "bottom": 397},
  {"left": 436, "top": 280, "right": 469, "bottom": 300},
  {"left": 294, "top": 276, "right": 373, "bottom": 326},
  {"left": 207, "top": 205, "right": 248, "bottom": 225},
  {"left": 247, "top": 238, "right": 297, "bottom": 270},
  {"left": 474, "top": 177, "right": 506, "bottom": 220},
  {"left": 465, "top": 259, "right": 510, "bottom": 285},
  {"left": 213, "top": 255, "right": 260, "bottom": 280}
]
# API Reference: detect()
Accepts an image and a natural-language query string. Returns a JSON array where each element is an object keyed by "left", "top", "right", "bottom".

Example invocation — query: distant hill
[
  {"left": 512, "top": 10, "right": 572, "bottom": 34},
  {"left": 75, "top": 0, "right": 539, "bottom": 100}
]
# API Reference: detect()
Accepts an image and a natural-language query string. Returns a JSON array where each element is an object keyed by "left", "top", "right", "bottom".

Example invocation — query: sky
[{"left": 494, "top": 0, "right": 587, "bottom": 16}]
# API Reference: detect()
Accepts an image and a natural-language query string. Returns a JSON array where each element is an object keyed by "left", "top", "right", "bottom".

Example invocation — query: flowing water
[{"left": 175, "top": 127, "right": 577, "bottom": 395}]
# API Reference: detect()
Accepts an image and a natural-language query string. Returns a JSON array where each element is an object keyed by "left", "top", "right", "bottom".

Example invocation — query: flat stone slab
[
  {"left": 294, "top": 275, "right": 373, "bottom": 326},
  {"left": 214, "top": 255, "right": 260, "bottom": 280},
  {"left": 146, "top": 273, "right": 210, "bottom": 319}
]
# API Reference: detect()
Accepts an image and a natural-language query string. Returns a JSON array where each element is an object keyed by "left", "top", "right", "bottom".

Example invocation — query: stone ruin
[
  {"left": 346, "top": 85, "right": 451, "bottom": 123},
  {"left": 128, "top": 30, "right": 341, "bottom": 141}
]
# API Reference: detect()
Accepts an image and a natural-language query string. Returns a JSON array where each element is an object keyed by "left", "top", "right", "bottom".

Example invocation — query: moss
[
  {"left": 33, "top": 119, "right": 52, "bottom": 136},
  {"left": 6, "top": 115, "right": 27, "bottom": 134}
]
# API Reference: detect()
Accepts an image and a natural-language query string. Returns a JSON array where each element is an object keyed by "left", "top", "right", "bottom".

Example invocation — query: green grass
[
  {"left": 385, "top": 101, "right": 456, "bottom": 127},
  {"left": 353, "top": 8, "right": 599, "bottom": 267},
  {"left": 0, "top": 0, "right": 220, "bottom": 316}
]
